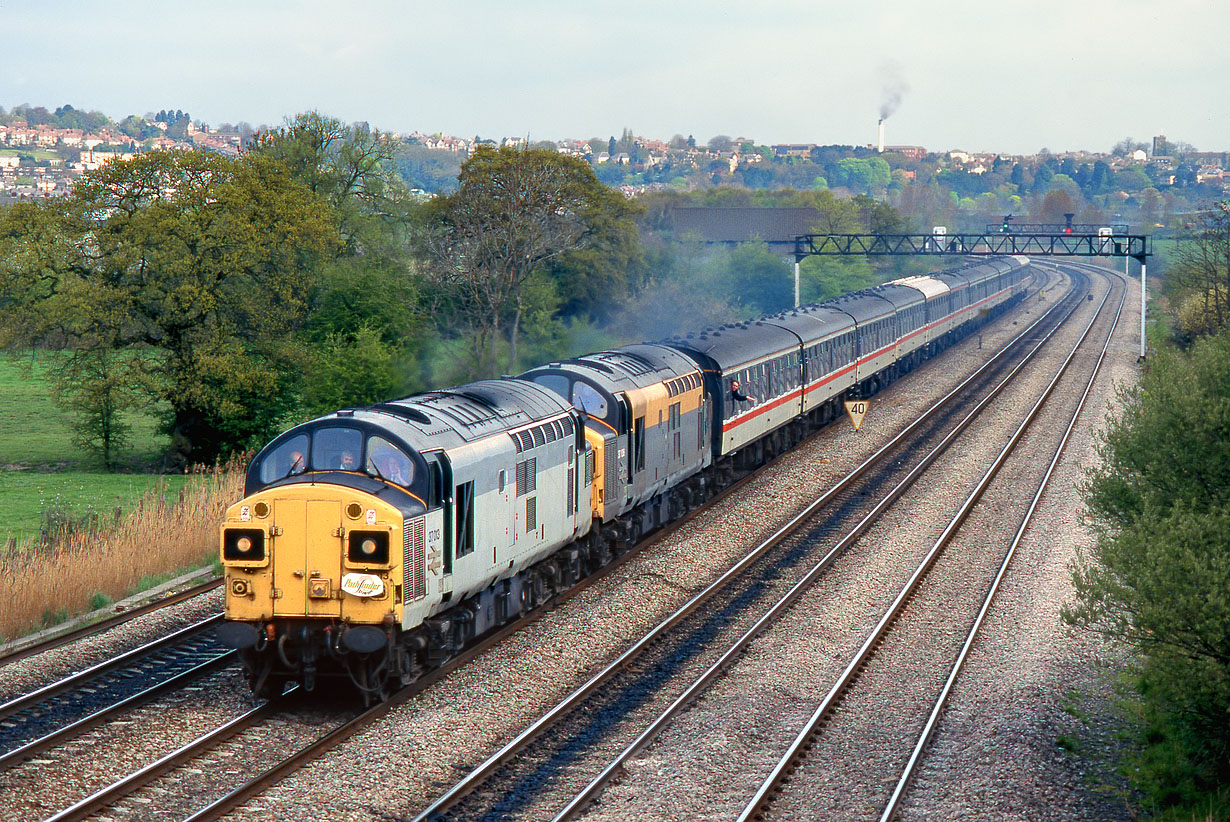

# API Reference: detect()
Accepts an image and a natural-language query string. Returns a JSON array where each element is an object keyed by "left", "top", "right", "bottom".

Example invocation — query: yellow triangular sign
[{"left": 844, "top": 399, "right": 869, "bottom": 432}]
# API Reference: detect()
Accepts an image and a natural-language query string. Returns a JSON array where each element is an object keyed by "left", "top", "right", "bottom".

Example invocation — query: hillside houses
[{"left": 0, "top": 117, "right": 246, "bottom": 199}]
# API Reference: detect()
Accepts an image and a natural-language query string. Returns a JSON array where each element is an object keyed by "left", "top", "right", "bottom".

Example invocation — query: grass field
[
  {"left": 0, "top": 353, "right": 186, "bottom": 544},
  {"left": 0, "top": 471, "right": 193, "bottom": 544},
  {"left": 0, "top": 353, "right": 167, "bottom": 465}
]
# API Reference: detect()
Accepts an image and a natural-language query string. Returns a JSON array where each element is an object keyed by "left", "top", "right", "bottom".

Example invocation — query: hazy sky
[{"left": 5, "top": 0, "right": 1226, "bottom": 155}]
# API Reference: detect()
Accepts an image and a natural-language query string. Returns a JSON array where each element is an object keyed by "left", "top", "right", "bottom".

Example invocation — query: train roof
[
  {"left": 520, "top": 343, "right": 697, "bottom": 395},
  {"left": 759, "top": 304, "right": 854, "bottom": 344},
  {"left": 663, "top": 319, "right": 801, "bottom": 372},
  {"left": 350, "top": 378, "right": 574, "bottom": 450},
  {"left": 820, "top": 290, "right": 897, "bottom": 323},
  {"left": 890, "top": 275, "right": 949, "bottom": 298},
  {"left": 863, "top": 282, "right": 927, "bottom": 310}
]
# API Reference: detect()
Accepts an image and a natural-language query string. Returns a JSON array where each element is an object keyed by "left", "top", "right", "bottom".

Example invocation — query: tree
[
  {"left": 248, "top": 112, "right": 407, "bottom": 248},
  {"left": 1111, "top": 137, "right": 1147, "bottom": 157},
  {"left": 831, "top": 157, "right": 891, "bottom": 194},
  {"left": 300, "top": 326, "right": 399, "bottom": 417},
  {"left": 51, "top": 347, "right": 147, "bottom": 469},
  {"left": 1035, "top": 189, "right": 1077, "bottom": 224},
  {"left": 1030, "top": 163, "right": 1054, "bottom": 194},
  {"left": 420, "top": 146, "right": 639, "bottom": 376},
  {"left": 1065, "top": 331, "right": 1230, "bottom": 805},
  {"left": 1169, "top": 201, "right": 1230, "bottom": 338},
  {"left": 252, "top": 112, "right": 426, "bottom": 405},
  {"left": 0, "top": 150, "right": 338, "bottom": 466}
]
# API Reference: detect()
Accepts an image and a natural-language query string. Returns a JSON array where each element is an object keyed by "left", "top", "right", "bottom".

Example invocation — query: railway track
[
  {"left": 34, "top": 576, "right": 614, "bottom": 822},
  {"left": 4, "top": 266, "right": 1073, "bottom": 821},
  {"left": 733, "top": 265, "right": 1126, "bottom": 821},
  {"left": 0, "top": 616, "right": 233, "bottom": 771},
  {"left": 0, "top": 576, "right": 223, "bottom": 671},
  {"left": 387, "top": 267, "right": 1099, "bottom": 821}
]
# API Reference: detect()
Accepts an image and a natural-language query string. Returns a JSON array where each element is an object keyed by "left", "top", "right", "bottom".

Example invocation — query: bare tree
[
  {"left": 1171, "top": 201, "right": 1230, "bottom": 337},
  {"left": 420, "top": 146, "right": 634, "bottom": 376}
]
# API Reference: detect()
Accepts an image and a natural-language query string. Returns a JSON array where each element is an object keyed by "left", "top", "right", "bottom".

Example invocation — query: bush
[{"left": 1065, "top": 330, "right": 1230, "bottom": 812}]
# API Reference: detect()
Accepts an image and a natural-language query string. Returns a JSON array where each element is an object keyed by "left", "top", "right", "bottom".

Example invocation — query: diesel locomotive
[{"left": 217, "top": 256, "right": 1032, "bottom": 699}]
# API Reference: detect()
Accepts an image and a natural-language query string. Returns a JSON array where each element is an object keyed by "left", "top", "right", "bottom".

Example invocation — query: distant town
[{"left": 2, "top": 104, "right": 1226, "bottom": 219}]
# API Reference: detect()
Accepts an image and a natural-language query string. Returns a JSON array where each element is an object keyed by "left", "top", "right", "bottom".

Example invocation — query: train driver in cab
[{"left": 367, "top": 440, "right": 413, "bottom": 486}]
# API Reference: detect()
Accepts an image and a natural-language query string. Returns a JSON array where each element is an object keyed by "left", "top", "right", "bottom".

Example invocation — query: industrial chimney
[{"left": 877, "top": 118, "right": 885, "bottom": 153}]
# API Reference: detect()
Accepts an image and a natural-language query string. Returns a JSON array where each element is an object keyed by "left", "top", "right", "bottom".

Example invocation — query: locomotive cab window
[
  {"left": 571, "top": 381, "right": 608, "bottom": 419},
  {"left": 258, "top": 434, "right": 309, "bottom": 484},
  {"left": 366, "top": 437, "right": 414, "bottom": 486},
  {"left": 311, "top": 426, "right": 364, "bottom": 472}
]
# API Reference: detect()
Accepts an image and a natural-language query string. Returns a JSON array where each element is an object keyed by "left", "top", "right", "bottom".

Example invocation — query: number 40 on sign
[{"left": 844, "top": 400, "right": 869, "bottom": 432}]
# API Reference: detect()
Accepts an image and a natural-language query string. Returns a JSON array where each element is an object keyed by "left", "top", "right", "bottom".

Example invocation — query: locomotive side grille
[
  {"left": 526, "top": 497, "right": 537, "bottom": 532},
  {"left": 604, "top": 438, "right": 620, "bottom": 503},
  {"left": 516, "top": 457, "right": 537, "bottom": 496},
  {"left": 404, "top": 517, "right": 426, "bottom": 603},
  {"left": 567, "top": 466, "right": 575, "bottom": 514},
  {"left": 585, "top": 449, "right": 595, "bottom": 486}
]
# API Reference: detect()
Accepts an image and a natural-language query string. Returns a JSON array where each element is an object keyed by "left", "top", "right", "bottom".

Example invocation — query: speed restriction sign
[{"left": 844, "top": 399, "right": 869, "bottom": 431}]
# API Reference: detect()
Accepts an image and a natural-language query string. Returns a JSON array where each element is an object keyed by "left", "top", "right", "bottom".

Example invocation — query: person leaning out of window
[{"left": 730, "top": 379, "right": 756, "bottom": 404}]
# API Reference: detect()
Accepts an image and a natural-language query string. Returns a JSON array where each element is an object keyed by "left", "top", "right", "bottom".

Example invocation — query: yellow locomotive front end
[
  {"left": 222, "top": 486, "right": 403, "bottom": 626},
  {"left": 217, "top": 418, "right": 429, "bottom": 700}
]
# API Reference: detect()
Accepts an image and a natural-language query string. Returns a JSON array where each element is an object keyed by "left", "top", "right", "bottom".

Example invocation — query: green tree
[
  {"left": 1065, "top": 331, "right": 1230, "bottom": 807},
  {"left": 300, "top": 326, "right": 399, "bottom": 417},
  {"left": 832, "top": 157, "right": 891, "bottom": 194},
  {"left": 248, "top": 112, "right": 407, "bottom": 248},
  {"left": 252, "top": 111, "right": 426, "bottom": 409},
  {"left": 1030, "top": 163, "right": 1054, "bottom": 194},
  {"left": 420, "top": 146, "right": 638, "bottom": 376},
  {"left": 0, "top": 150, "right": 338, "bottom": 466},
  {"left": 1169, "top": 201, "right": 1230, "bottom": 338},
  {"left": 1116, "top": 166, "right": 1152, "bottom": 193},
  {"left": 51, "top": 347, "right": 147, "bottom": 469}
]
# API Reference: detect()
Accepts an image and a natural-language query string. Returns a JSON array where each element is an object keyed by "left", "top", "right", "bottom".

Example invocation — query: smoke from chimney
[{"left": 876, "top": 61, "right": 909, "bottom": 152}]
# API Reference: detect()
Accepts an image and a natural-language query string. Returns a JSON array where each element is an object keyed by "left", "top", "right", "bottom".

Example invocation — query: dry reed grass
[{"left": 0, "top": 457, "right": 246, "bottom": 641}]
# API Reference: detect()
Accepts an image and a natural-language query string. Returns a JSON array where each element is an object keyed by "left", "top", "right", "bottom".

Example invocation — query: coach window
[{"left": 259, "top": 434, "right": 310, "bottom": 484}]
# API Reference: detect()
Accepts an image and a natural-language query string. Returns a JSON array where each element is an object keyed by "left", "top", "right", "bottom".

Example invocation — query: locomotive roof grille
[{"left": 365, "top": 403, "right": 433, "bottom": 425}]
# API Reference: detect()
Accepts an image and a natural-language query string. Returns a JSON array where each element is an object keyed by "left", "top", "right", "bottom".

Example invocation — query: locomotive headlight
[
  {"left": 223, "top": 528, "right": 266, "bottom": 562},
  {"left": 347, "top": 531, "right": 390, "bottom": 565}
]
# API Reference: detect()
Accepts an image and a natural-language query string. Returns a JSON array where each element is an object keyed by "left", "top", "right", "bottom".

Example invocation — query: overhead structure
[
  {"left": 790, "top": 231, "right": 1151, "bottom": 262},
  {"left": 789, "top": 226, "right": 1152, "bottom": 360}
]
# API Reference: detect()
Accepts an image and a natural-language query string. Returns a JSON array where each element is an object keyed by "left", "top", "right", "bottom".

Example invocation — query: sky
[{"left": 4, "top": 0, "right": 1227, "bottom": 156}]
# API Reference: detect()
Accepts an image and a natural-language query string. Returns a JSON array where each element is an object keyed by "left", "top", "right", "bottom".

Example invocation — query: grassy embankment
[{"left": 0, "top": 354, "right": 243, "bottom": 640}]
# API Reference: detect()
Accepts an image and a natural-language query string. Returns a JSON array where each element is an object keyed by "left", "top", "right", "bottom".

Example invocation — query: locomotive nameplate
[{"left": 341, "top": 573, "right": 384, "bottom": 597}]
